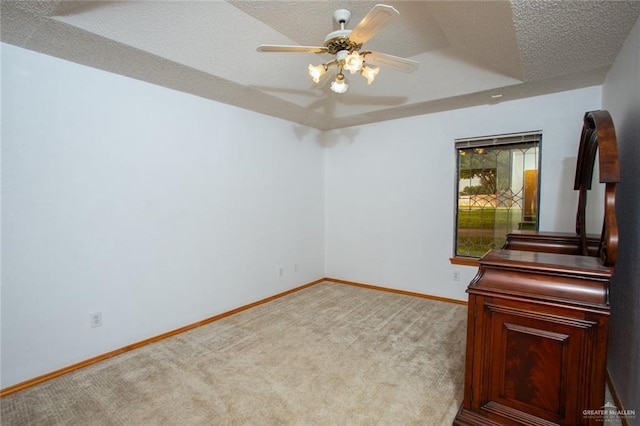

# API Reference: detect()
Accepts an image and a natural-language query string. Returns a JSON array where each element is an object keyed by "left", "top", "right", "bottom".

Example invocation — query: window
[{"left": 455, "top": 132, "right": 541, "bottom": 258}]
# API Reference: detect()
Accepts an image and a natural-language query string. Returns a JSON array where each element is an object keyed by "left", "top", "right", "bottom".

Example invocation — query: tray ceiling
[{"left": 2, "top": 1, "right": 639, "bottom": 130}]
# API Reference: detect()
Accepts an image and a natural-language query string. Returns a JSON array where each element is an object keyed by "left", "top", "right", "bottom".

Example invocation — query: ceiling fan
[{"left": 257, "top": 4, "right": 419, "bottom": 94}]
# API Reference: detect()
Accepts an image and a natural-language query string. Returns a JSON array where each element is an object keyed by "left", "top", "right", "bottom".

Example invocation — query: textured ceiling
[{"left": 2, "top": 1, "right": 639, "bottom": 130}]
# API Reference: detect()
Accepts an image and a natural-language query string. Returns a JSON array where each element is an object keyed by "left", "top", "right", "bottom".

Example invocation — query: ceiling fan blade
[
  {"left": 365, "top": 52, "right": 419, "bottom": 73},
  {"left": 349, "top": 4, "right": 399, "bottom": 45},
  {"left": 257, "top": 45, "right": 328, "bottom": 54}
]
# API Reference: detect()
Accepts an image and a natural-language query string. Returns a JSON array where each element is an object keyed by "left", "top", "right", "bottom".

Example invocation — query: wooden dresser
[{"left": 454, "top": 111, "right": 619, "bottom": 426}]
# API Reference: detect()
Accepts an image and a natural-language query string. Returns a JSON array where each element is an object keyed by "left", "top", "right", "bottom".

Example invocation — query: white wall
[
  {"left": 602, "top": 15, "right": 640, "bottom": 416},
  {"left": 1, "top": 44, "right": 325, "bottom": 388},
  {"left": 324, "top": 87, "right": 602, "bottom": 300},
  {"left": 0, "top": 41, "right": 608, "bottom": 390}
]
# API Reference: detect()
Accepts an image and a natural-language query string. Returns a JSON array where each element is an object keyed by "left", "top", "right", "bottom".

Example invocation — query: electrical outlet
[
  {"left": 453, "top": 271, "right": 460, "bottom": 281},
  {"left": 90, "top": 312, "right": 102, "bottom": 328},
  {"left": 294, "top": 264, "right": 298, "bottom": 273},
  {"left": 278, "top": 267, "right": 284, "bottom": 277}
]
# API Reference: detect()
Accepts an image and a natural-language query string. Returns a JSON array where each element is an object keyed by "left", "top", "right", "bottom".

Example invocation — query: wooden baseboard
[
  {"left": 1, "top": 277, "right": 466, "bottom": 397},
  {"left": 325, "top": 277, "right": 468, "bottom": 306},
  {"left": 0, "top": 278, "right": 325, "bottom": 397}
]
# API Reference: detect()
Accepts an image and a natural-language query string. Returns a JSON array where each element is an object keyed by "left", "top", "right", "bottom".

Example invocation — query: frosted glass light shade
[
  {"left": 308, "top": 64, "right": 326, "bottom": 83},
  {"left": 343, "top": 51, "right": 363, "bottom": 74},
  {"left": 361, "top": 65, "right": 379, "bottom": 85},
  {"left": 330, "top": 73, "right": 349, "bottom": 93}
]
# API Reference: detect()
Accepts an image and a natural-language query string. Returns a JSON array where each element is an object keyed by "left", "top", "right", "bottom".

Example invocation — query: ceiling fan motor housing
[{"left": 323, "top": 31, "right": 362, "bottom": 54}]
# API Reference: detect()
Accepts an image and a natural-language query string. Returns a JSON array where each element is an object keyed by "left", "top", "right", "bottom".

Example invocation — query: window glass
[{"left": 455, "top": 134, "right": 541, "bottom": 258}]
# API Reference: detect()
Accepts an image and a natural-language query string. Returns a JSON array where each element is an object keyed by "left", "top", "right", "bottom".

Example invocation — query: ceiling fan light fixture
[
  {"left": 361, "top": 65, "right": 380, "bottom": 85},
  {"left": 343, "top": 51, "right": 363, "bottom": 74},
  {"left": 308, "top": 63, "right": 327, "bottom": 83},
  {"left": 257, "top": 5, "right": 419, "bottom": 94},
  {"left": 330, "top": 72, "right": 349, "bottom": 94}
]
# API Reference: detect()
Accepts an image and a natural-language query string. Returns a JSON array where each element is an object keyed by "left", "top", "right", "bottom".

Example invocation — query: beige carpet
[{"left": 1, "top": 281, "right": 468, "bottom": 425}]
